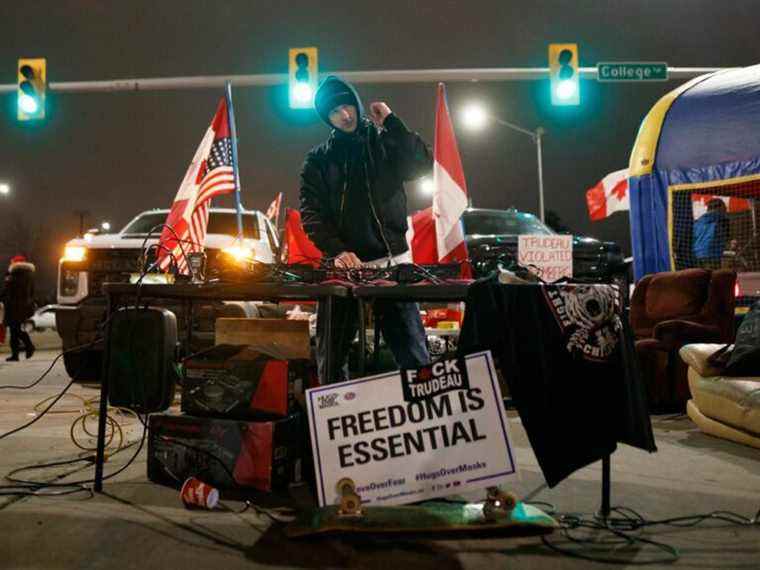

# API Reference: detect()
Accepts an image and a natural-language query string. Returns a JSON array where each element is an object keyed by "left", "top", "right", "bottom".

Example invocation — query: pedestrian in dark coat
[
  {"left": 1, "top": 255, "right": 36, "bottom": 361},
  {"left": 300, "top": 76, "right": 432, "bottom": 383}
]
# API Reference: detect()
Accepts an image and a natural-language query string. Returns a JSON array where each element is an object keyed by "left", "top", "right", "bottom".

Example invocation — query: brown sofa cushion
[{"left": 645, "top": 269, "right": 710, "bottom": 320}]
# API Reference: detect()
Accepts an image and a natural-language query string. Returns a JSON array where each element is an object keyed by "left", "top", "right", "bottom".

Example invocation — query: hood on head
[
  {"left": 314, "top": 76, "right": 364, "bottom": 128},
  {"left": 9, "top": 261, "right": 35, "bottom": 273}
]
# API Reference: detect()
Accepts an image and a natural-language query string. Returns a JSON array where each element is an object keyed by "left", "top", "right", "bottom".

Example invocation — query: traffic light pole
[
  {"left": 536, "top": 128, "right": 545, "bottom": 224},
  {"left": 0, "top": 67, "right": 726, "bottom": 94},
  {"left": 490, "top": 116, "right": 547, "bottom": 223}
]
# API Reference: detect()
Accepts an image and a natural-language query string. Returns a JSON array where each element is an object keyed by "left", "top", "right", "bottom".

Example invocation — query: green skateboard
[{"left": 286, "top": 480, "right": 557, "bottom": 538}]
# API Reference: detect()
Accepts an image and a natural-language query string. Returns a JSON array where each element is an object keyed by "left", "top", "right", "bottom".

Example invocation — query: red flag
[
  {"left": 157, "top": 98, "right": 236, "bottom": 274},
  {"left": 432, "top": 83, "right": 469, "bottom": 271},
  {"left": 284, "top": 209, "right": 322, "bottom": 267},
  {"left": 691, "top": 193, "right": 751, "bottom": 219},
  {"left": 586, "top": 169, "right": 629, "bottom": 222},
  {"left": 266, "top": 192, "right": 283, "bottom": 227},
  {"left": 405, "top": 207, "right": 438, "bottom": 265}
]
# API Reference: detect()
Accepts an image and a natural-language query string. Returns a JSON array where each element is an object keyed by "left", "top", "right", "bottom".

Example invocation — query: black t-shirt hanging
[{"left": 459, "top": 280, "right": 656, "bottom": 488}]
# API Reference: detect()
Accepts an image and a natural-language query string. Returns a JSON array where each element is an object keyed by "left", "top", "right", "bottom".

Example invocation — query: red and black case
[
  {"left": 147, "top": 412, "right": 303, "bottom": 492},
  {"left": 182, "top": 344, "right": 312, "bottom": 419}
]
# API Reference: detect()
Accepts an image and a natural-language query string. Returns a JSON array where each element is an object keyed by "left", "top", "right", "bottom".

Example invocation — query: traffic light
[
  {"left": 17, "top": 58, "right": 47, "bottom": 121},
  {"left": 548, "top": 44, "right": 579, "bottom": 106},
  {"left": 288, "top": 47, "right": 318, "bottom": 109}
]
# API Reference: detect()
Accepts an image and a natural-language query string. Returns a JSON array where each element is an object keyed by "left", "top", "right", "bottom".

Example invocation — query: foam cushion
[
  {"left": 679, "top": 343, "right": 727, "bottom": 377},
  {"left": 645, "top": 269, "right": 710, "bottom": 321},
  {"left": 687, "top": 369, "right": 760, "bottom": 436},
  {"left": 687, "top": 400, "right": 760, "bottom": 450}
]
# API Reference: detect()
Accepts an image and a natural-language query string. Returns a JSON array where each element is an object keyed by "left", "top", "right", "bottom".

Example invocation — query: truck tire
[{"left": 63, "top": 350, "right": 102, "bottom": 383}]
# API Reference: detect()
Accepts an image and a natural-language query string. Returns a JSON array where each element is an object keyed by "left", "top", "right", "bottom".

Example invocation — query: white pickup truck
[{"left": 55, "top": 207, "right": 278, "bottom": 381}]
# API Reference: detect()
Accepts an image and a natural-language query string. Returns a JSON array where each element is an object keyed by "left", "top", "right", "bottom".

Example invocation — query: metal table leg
[
  {"left": 600, "top": 454, "right": 611, "bottom": 519},
  {"left": 94, "top": 293, "right": 115, "bottom": 492},
  {"left": 323, "top": 295, "right": 335, "bottom": 384},
  {"left": 357, "top": 299, "right": 366, "bottom": 376},
  {"left": 186, "top": 299, "right": 193, "bottom": 356},
  {"left": 373, "top": 305, "right": 381, "bottom": 372}
]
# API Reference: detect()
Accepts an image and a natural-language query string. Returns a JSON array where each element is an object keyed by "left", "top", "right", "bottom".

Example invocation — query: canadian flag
[
  {"left": 406, "top": 83, "right": 470, "bottom": 276},
  {"left": 266, "top": 192, "right": 283, "bottom": 226},
  {"left": 691, "top": 193, "right": 751, "bottom": 219},
  {"left": 586, "top": 169, "right": 753, "bottom": 222},
  {"left": 157, "top": 98, "right": 236, "bottom": 273},
  {"left": 586, "top": 169, "right": 629, "bottom": 222}
]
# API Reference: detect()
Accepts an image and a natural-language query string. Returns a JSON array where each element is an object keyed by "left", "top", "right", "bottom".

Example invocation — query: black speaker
[{"left": 106, "top": 307, "right": 178, "bottom": 413}]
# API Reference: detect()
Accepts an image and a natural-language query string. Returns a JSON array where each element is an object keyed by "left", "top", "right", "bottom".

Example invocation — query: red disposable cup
[{"left": 180, "top": 477, "right": 220, "bottom": 510}]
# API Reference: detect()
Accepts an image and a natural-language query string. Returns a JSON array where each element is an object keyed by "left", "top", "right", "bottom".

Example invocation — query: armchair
[{"left": 631, "top": 268, "right": 736, "bottom": 412}]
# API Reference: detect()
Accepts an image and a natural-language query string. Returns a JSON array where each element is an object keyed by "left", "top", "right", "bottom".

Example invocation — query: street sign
[{"left": 597, "top": 62, "right": 668, "bottom": 82}]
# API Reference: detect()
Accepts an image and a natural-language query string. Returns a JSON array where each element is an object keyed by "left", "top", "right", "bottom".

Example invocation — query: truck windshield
[
  {"left": 462, "top": 211, "right": 554, "bottom": 236},
  {"left": 122, "top": 212, "right": 260, "bottom": 240}
]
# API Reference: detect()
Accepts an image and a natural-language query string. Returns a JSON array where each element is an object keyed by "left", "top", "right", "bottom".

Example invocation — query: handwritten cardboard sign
[{"left": 518, "top": 234, "right": 573, "bottom": 282}]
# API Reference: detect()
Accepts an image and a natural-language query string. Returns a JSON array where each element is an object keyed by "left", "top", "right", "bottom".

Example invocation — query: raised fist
[{"left": 369, "top": 102, "right": 392, "bottom": 126}]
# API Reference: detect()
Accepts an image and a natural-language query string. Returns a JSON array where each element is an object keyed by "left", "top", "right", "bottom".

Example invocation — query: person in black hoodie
[
  {"left": 300, "top": 76, "right": 432, "bottom": 383},
  {"left": 1, "top": 254, "right": 36, "bottom": 361}
]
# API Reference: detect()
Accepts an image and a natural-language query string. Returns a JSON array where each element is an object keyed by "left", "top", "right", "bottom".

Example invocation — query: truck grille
[{"left": 88, "top": 249, "right": 142, "bottom": 295}]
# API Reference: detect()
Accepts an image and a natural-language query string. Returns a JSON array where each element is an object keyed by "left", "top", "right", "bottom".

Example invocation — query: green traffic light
[
  {"left": 556, "top": 80, "right": 577, "bottom": 100},
  {"left": 293, "top": 82, "right": 313, "bottom": 105},
  {"left": 19, "top": 93, "right": 39, "bottom": 113}
]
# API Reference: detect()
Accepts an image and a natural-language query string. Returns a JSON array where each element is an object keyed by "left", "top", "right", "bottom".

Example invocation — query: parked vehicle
[
  {"left": 463, "top": 207, "right": 628, "bottom": 290},
  {"left": 55, "top": 208, "right": 278, "bottom": 381},
  {"left": 23, "top": 305, "right": 58, "bottom": 333}
]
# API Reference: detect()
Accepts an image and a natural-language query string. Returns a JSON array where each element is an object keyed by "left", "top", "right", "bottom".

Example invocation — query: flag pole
[
  {"left": 225, "top": 81, "right": 244, "bottom": 241},
  {"left": 275, "top": 192, "right": 283, "bottom": 229}
]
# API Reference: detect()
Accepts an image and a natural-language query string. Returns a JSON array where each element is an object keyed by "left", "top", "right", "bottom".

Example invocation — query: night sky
[{"left": 2, "top": 0, "right": 760, "bottom": 294}]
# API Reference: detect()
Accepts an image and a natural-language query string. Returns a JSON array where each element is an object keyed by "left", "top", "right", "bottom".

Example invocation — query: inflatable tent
[{"left": 629, "top": 64, "right": 760, "bottom": 280}]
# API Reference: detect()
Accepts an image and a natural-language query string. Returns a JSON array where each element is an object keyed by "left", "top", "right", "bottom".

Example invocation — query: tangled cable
[{"left": 540, "top": 504, "right": 760, "bottom": 564}]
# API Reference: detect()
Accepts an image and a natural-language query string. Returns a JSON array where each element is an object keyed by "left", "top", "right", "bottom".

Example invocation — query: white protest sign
[
  {"left": 518, "top": 234, "right": 573, "bottom": 281},
  {"left": 306, "top": 351, "right": 518, "bottom": 507}
]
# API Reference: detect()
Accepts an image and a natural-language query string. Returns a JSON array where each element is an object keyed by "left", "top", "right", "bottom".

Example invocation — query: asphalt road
[{"left": 1, "top": 348, "right": 759, "bottom": 569}]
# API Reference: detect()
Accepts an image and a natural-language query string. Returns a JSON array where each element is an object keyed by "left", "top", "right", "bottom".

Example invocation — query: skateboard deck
[{"left": 285, "top": 499, "right": 558, "bottom": 538}]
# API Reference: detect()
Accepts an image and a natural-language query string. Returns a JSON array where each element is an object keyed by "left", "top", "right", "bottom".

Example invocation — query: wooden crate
[{"left": 215, "top": 318, "right": 311, "bottom": 360}]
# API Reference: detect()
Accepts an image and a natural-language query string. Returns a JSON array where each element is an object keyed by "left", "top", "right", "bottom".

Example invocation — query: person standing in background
[
  {"left": 1, "top": 255, "right": 36, "bottom": 361},
  {"left": 693, "top": 199, "right": 729, "bottom": 269}
]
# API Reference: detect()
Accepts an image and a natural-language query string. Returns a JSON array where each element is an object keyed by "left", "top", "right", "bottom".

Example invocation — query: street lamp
[
  {"left": 459, "top": 102, "right": 547, "bottom": 223},
  {"left": 461, "top": 104, "right": 488, "bottom": 131},
  {"left": 419, "top": 177, "right": 435, "bottom": 195},
  {"left": 101, "top": 221, "right": 111, "bottom": 232},
  {"left": 0, "top": 183, "right": 10, "bottom": 196}
]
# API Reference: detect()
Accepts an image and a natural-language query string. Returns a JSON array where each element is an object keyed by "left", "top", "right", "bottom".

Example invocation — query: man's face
[{"left": 328, "top": 104, "right": 358, "bottom": 133}]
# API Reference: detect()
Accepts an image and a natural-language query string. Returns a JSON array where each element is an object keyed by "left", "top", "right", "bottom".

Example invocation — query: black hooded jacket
[
  {"left": 299, "top": 77, "right": 433, "bottom": 261},
  {"left": 2, "top": 261, "right": 36, "bottom": 325}
]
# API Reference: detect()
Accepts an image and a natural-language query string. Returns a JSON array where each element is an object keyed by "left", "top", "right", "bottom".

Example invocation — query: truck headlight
[
  {"left": 222, "top": 245, "right": 255, "bottom": 263},
  {"left": 63, "top": 246, "right": 87, "bottom": 262},
  {"left": 61, "top": 269, "right": 81, "bottom": 296}
]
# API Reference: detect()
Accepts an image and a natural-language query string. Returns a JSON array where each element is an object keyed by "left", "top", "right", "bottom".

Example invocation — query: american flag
[{"left": 157, "top": 98, "right": 236, "bottom": 273}]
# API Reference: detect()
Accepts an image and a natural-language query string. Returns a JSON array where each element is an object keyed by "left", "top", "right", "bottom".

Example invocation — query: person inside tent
[{"left": 692, "top": 198, "right": 729, "bottom": 269}]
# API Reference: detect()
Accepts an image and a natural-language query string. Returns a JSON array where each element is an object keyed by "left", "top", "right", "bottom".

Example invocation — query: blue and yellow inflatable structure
[{"left": 629, "top": 64, "right": 760, "bottom": 280}]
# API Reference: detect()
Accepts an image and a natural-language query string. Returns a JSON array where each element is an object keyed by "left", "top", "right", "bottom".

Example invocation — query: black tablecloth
[{"left": 459, "top": 279, "right": 656, "bottom": 487}]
